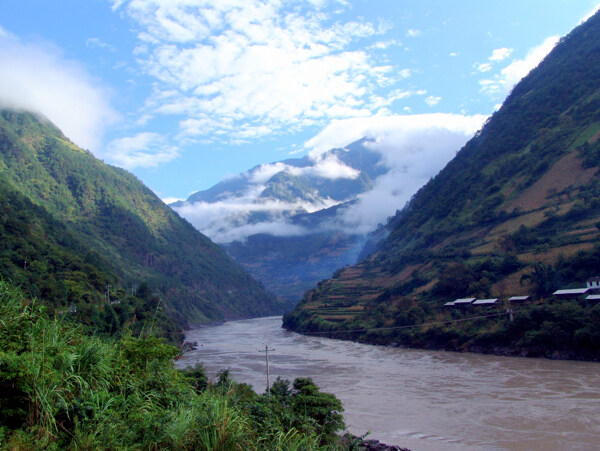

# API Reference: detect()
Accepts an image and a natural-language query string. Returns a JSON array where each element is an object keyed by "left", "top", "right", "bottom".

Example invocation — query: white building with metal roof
[
  {"left": 453, "top": 298, "right": 476, "bottom": 305},
  {"left": 587, "top": 277, "right": 600, "bottom": 290},
  {"left": 553, "top": 288, "right": 589, "bottom": 296},
  {"left": 508, "top": 295, "right": 530, "bottom": 302},
  {"left": 473, "top": 298, "right": 500, "bottom": 305},
  {"left": 585, "top": 294, "right": 600, "bottom": 303}
]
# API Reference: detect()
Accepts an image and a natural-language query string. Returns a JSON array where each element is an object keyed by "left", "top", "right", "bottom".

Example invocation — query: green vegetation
[
  {"left": 0, "top": 109, "right": 285, "bottom": 337},
  {"left": 0, "top": 281, "right": 350, "bottom": 449},
  {"left": 284, "top": 11, "right": 600, "bottom": 360},
  {"left": 284, "top": 246, "right": 600, "bottom": 360}
]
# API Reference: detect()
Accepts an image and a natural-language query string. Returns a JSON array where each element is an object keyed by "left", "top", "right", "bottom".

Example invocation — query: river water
[{"left": 176, "top": 316, "right": 600, "bottom": 451}]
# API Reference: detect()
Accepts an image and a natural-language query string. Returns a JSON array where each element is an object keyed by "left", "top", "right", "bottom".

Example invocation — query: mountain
[
  {"left": 172, "top": 139, "right": 392, "bottom": 299},
  {"left": 172, "top": 115, "right": 482, "bottom": 301},
  {"left": 0, "top": 109, "right": 284, "bottom": 339},
  {"left": 283, "top": 12, "right": 600, "bottom": 359},
  {"left": 173, "top": 139, "right": 386, "bottom": 209}
]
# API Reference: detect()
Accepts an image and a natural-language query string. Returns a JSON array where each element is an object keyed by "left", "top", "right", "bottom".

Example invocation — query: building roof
[
  {"left": 508, "top": 296, "right": 530, "bottom": 301},
  {"left": 444, "top": 301, "right": 455, "bottom": 306},
  {"left": 553, "top": 288, "right": 589, "bottom": 295},
  {"left": 453, "top": 298, "right": 476, "bottom": 304},
  {"left": 473, "top": 298, "right": 499, "bottom": 305},
  {"left": 586, "top": 294, "right": 600, "bottom": 300}
]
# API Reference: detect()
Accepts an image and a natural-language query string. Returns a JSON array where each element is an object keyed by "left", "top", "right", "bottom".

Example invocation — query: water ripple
[{"left": 177, "top": 316, "right": 600, "bottom": 451}]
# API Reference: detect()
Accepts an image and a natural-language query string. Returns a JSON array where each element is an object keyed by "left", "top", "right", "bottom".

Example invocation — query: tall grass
[{"left": 0, "top": 280, "right": 348, "bottom": 450}]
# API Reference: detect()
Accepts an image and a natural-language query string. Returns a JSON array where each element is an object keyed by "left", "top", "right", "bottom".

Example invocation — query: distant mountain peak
[{"left": 172, "top": 116, "right": 482, "bottom": 299}]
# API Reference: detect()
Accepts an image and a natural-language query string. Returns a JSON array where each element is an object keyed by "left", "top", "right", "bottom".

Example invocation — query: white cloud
[
  {"left": 173, "top": 193, "right": 337, "bottom": 243},
  {"left": 86, "top": 37, "right": 116, "bottom": 51},
  {"left": 249, "top": 162, "right": 290, "bottom": 184},
  {"left": 311, "top": 154, "right": 360, "bottom": 179},
  {"left": 370, "top": 39, "right": 402, "bottom": 50},
  {"left": 406, "top": 28, "right": 422, "bottom": 38},
  {"left": 162, "top": 196, "right": 184, "bottom": 204},
  {"left": 480, "top": 36, "right": 559, "bottom": 97},
  {"left": 114, "top": 0, "right": 396, "bottom": 142},
  {"left": 475, "top": 47, "right": 513, "bottom": 74},
  {"left": 305, "top": 113, "right": 484, "bottom": 157},
  {"left": 214, "top": 221, "right": 310, "bottom": 243},
  {"left": 175, "top": 113, "right": 487, "bottom": 241},
  {"left": 425, "top": 95, "right": 441, "bottom": 106},
  {"left": 580, "top": 4, "right": 600, "bottom": 23},
  {"left": 489, "top": 47, "right": 513, "bottom": 61},
  {"left": 249, "top": 154, "right": 359, "bottom": 184},
  {"left": 305, "top": 113, "right": 487, "bottom": 234},
  {"left": 476, "top": 62, "right": 492, "bottom": 72},
  {"left": 0, "top": 28, "right": 118, "bottom": 151},
  {"left": 174, "top": 149, "right": 360, "bottom": 242},
  {"left": 106, "top": 132, "right": 179, "bottom": 168}
]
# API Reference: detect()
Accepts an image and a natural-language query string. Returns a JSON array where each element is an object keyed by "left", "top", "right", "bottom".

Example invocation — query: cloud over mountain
[
  {"left": 307, "top": 114, "right": 487, "bottom": 234},
  {"left": 479, "top": 36, "right": 560, "bottom": 97},
  {"left": 174, "top": 113, "right": 486, "bottom": 242},
  {"left": 0, "top": 27, "right": 117, "bottom": 152}
]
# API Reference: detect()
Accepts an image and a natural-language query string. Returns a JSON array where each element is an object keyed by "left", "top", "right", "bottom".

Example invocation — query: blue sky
[{"left": 1, "top": 0, "right": 598, "bottom": 203}]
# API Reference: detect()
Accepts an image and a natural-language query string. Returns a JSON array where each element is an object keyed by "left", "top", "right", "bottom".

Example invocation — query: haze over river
[{"left": 177, "top": 316, "right": 600, "bottom": 450}]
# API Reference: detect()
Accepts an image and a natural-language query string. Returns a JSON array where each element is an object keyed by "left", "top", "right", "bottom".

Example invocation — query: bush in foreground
[{"left": 0, "top": 280, "right": 347, "bottom": 450}]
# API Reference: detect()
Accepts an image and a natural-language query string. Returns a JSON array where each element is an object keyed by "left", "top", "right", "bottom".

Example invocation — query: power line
[{"left": 305, "top": 310, "right": 513, "bottom": 335}]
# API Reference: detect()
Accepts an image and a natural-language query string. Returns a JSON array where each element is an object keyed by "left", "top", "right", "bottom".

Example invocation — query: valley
[
  {"left": 2, "top": 2, "right": 600, "bottom": 450},
  {"left": 282, "top": 9, "right": 600, "bottom": 359}
]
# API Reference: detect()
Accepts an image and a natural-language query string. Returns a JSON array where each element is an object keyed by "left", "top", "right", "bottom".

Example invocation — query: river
[{"left": 176, "top": 316, "right": 600, "bottom": 451}]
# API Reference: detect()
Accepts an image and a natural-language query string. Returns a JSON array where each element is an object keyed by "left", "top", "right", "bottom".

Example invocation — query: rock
[
  {"left": 180, "top": 341, "right": 199, "bottom": 352},
  {"left": 341, "top": 433, "right": 410, "bottom": 451}
]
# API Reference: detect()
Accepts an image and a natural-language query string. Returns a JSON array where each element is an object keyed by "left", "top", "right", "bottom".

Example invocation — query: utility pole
[
  {"left": 258, "top": 344, "right": 275, "bottom": 395},
  {"left": 105, "top": 284, "right": 111, "bottom": 303},
  {"left": 506, "top": 307, "right": 514, "bottom": 322}
]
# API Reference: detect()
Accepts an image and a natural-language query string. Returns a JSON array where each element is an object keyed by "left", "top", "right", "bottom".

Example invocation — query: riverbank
[
  {"left": 282, "top": 299, "right": 600, "bottom": 362},
  {"left": 342, "top": 434, "right": 410, "bottom": 451},
  {"left": 178, "top": 315, "right": 600, "bottom": 451},
  {"left": 284, "top": 328, "right": 600, "bottom": 362}
]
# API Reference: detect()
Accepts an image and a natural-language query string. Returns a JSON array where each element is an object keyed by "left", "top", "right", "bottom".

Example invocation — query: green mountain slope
[
  {"left": 283, "top": 12, "right": 600, "bottom": 359},
  {"left": 0, "top": 109, "right": 282, "bottom": 333}
]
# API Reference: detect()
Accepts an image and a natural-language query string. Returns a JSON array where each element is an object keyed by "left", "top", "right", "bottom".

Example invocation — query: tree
[
  {"left": 433, "top": 262, "right": 474, "bottom": 298},
  {"left": 520, "top": 262, "right": 557, "bottom": 297},
  {"left": 291, "top": 377, "right": 345, "bottom": 444}
]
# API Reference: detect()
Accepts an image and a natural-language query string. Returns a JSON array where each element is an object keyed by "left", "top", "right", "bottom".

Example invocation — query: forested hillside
[
  {"left": 284, "top": 11, "right": 600, "bottom": 359},
  {"left": 0, "top": 109, "right": 284, "bottom": 339}
]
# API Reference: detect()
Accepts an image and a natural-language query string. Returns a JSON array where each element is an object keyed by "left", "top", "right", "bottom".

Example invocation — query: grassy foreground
[{"left": 0, "top": 280, "right": 350, "bottom": 450}]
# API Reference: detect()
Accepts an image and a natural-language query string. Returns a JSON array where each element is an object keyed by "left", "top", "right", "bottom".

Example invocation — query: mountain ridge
[
  {"left": 282, "top": 10, "right": 600, "bottom": 360},
  {"left": 0, "top": 108, "right": 284, "bottom": 336}
]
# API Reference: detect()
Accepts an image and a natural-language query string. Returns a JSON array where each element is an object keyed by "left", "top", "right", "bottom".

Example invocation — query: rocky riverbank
[{"left": 342, "top": 433, "right": 410, "bottom": 451}]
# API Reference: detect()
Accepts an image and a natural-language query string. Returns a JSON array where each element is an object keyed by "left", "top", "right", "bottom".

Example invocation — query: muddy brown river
[{"left": 176, "top": 316, "right": 600, "bottom": 450}]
